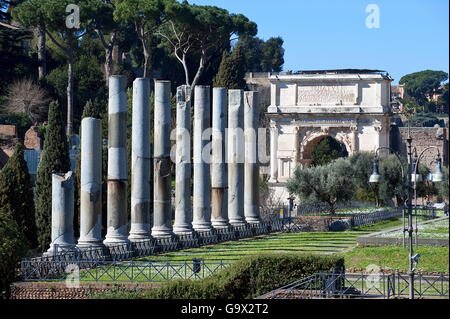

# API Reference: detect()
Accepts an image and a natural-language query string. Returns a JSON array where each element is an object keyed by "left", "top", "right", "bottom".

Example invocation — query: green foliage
[
  {"left": 287, "top": 158, "right": 355, "bottom": 214},
  {"left": 408, "top": 112, "right": 443, "bottom": 127},
  {"left": 160, "top": 1, "right": 256, "bottom": 87},
  {"left": 0, "top": 144, "right": 37, "bottom": 248},
  {"left": 436, "top": 166, "right": 449, "bottom": 202},
  {"left": 399, "top": 70, "right": 448, "bottom": 106},
  {"left": 0, "top": 112, "right": 33, "bottom": 140},
  {"left": 35, "top": 101, "right": 70, "bottom": 250},
  {"left": 377, "top": 154, "right": 406, "bottom": 206},
  {"left": 0, "top": 26, "right": 35, "bottom": 95},
  {"left": 259, "top": 37, "right": 284, "bottom": 72},
  {"left": 45, "top": 53, "right": 107, "bottom": 132},
  {"left": 234, "top": 35, "right": 285, "bottom": 72},
  {"left": 213, "top": 47, "right": 246, "bottom": 89},
  {"left": 348, "top": 152, "right": 378, "bottom": 203},
  {"left": 93, "top": 254, "right": 345, "bottom": 299},
  {"left": 0, "top": 207, "right": 29, "bottom": 298},
  {"left": 401, "top": 97, "right": 422, "bottom": 117},
  {"left": 311, "top": 136, "right": 348, "bottom": 166},
  {"left": 436, "top": 83, "right": 449, "bottom": 114}
]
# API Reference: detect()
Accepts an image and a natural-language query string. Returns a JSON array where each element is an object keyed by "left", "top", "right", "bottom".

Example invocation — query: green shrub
[
  {"left": 92, "top": 254, "right": 345, "bottom": 299},
  {"left": 0, "top": 208, "right": 29, "bottom": 298}
]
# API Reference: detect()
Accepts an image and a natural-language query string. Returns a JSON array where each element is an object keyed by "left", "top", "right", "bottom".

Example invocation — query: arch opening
[{"left": 302, "top": 135, "right": 349, "bottom": 167}]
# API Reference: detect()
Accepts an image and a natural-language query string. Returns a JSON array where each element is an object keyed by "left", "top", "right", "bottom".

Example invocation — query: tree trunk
[
  {"left": 190, "top": 49, "right": 207, "bottom": 100},
  {"left": 181, "top": 54, "right": 190, "bottom": 86},
  {"left": 143, "top": 44, "right": 150, "bottom": 78},
  {"left": 36, "top": 24, "right": 46, "bottom": 80},
  {"left": 66, "top": 46, "right": 74, "bottom": 136},
  {"left": 104, "top": 32, "right": 116, "bottom": 86}
]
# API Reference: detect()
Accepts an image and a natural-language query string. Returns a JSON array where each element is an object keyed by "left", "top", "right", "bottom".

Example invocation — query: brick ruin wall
[
  {"left": 390, "top": 125, "right": 449, "bottom": 168},
  {"left": 10, "top": 282, "right": 159, "bottom": 299}
]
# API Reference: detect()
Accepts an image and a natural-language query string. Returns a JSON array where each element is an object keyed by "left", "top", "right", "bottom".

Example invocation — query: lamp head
[
  {"left": 411, "top": 157, "right": 423, "bottom": 183},
  {"left": 432, "top": 156, "right": 444, "bottom": 182},
  {"left": 411, "top": 173, "right": 423, "bottom": 183},
  {"left": 369, "top": 159, "right": 381, "bottom": 183}
]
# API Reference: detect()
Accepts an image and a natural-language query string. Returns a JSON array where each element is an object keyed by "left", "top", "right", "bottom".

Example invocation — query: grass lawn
[
  {"left": 140, "top": 218, "right": 409, "bottom": 263},
  {"left": 376, "top": 217, "right": 449, "bottom": 239},
  {"left": 58, "top": 217, "right": 449, "bottom": 283},
  {"left": 340, "top": 245, "right": 449, "bottom": 273}
]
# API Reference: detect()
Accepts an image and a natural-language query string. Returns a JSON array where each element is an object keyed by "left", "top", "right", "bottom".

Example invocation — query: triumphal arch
[{"left": 266, "top": 69, "right": 393, "bottom": 190}]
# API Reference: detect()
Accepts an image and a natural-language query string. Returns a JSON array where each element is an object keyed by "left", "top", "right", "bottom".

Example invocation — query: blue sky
[{"left": 190, "top": 0, "right": 449, "bottom": 84}]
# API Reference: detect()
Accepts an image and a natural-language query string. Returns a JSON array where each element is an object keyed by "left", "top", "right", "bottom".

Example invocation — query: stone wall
[
  {"left": 244, "top": 72, "right": 278, "bottom": 108},
  {"left": 24, "top": 126, "right": 42, "bottom": 150},
  {"left": 10, "top": 282, "right": 158, "bottom": 299},
  {"left": 390, "top": 125, "right": 449, "bottom": 167},
  {"left": 0, "top": 124, "right": 18, "bottom": 136},
  {"left": 0, "top": 124, "right": 19, "bottom": 169}
]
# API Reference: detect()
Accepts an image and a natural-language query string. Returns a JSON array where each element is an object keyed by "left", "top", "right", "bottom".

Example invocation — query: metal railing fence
[
  {"left": 20, "top": 259, "right": 232, "bottom": 282},
  {"left": 258, "top": 271, "right": 449, "bottom": 299}
]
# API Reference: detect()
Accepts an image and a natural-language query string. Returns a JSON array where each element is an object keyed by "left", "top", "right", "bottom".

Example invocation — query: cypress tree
[
  {"left": 35, "top": 101, "right": 71, "bottom": 250},
  {"left": 0, "top": 143, "right": 37, "bottom": 247},
  {"left": 213, "top": 47, "right": 247, "bottom": 90}
]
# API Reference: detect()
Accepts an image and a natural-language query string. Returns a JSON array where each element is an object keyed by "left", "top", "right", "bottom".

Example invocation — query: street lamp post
[
  {"left": 412, "top": 147, "right": 444, "bottom": 248},
  {"left": 369, "top": 136, "right": 445, "bottom": 300},
  {"left": 369, "top": 146, "right": 406, "bottom": 246}
]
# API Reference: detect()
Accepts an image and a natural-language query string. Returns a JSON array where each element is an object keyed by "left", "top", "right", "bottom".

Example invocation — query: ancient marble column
[
  {"left": 211, "top": 87, "right": 229, "bottom": 228},
  {"left": 192, "top": 85, "right": 213, "bottom": 232},
  {"left": 227, "top": 89, "right": 246, "bottom": 226},
  {"left": 104, "top": 75, "right": 129, "bottom": 246},
  {"left": 129, "top": 78, "right": 152, "bottom": 241},
  {"left": 152, "top": 80, "right": 173, "bottom": 237},
  {"left": 244, "top": 91, "right": 260, "bottom": 224},
  {"left": 46, "top": 171, "right": 75, "bottom": 255},
  {"left": 77, "top": 117, "right": 103, "bottom": 248},
  {"left": 350, "top": 124, "right": 359, "bottom": 155},
  {"left": 269, "top": 123, "right": 278, "bottom": 183},
  {"left": 293, "top": 127, "right": 300, "bottom": 165},
  {"left": 173, "top": 85, "right": 193, "bottom": 234}
]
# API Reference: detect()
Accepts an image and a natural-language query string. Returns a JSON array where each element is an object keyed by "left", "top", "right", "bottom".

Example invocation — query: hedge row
[{"left": 92, "top": 253, "right": 345, "bottom": 299}]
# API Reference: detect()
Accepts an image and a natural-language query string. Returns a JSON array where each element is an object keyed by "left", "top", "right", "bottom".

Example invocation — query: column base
[
  {"left": 104, "top": 225, "right": 130, "bottom": 246},
  {"left": 245, "top": 217, "right": 261, "bottom": 224},
  {"left": 129, "top": 223, "right": 152, "bottom": 241},
  {"left": 192, "top": 220, "right": 213, "bottom": 232},
  {"left": 229, "top": 219, "right": 247, "bottom": 227},
  {"left": 151, "top": 226, "right": 174, "bottom": 238},
  {"left": 128, "top": 233, "right": 153, "bottom": 242},
  {"left": 76, "top": 240, "right": 104, "bottom": 249},
  {"left": 173, "top": 223, "right": 194, "bottom": 235},
  {"left": 45, "top": 244, "right": 76, "bottom": 256},
  {"left": 103, "top": 237, "right": 130, "bottom": 246},
  {"left": 211, "top": 219, "right": 230, "bottom": 229}
]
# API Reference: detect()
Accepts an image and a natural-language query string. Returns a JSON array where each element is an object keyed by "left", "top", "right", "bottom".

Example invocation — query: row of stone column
[{"left": 47, "top": 76, "right": 261, "bottom": 253}]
